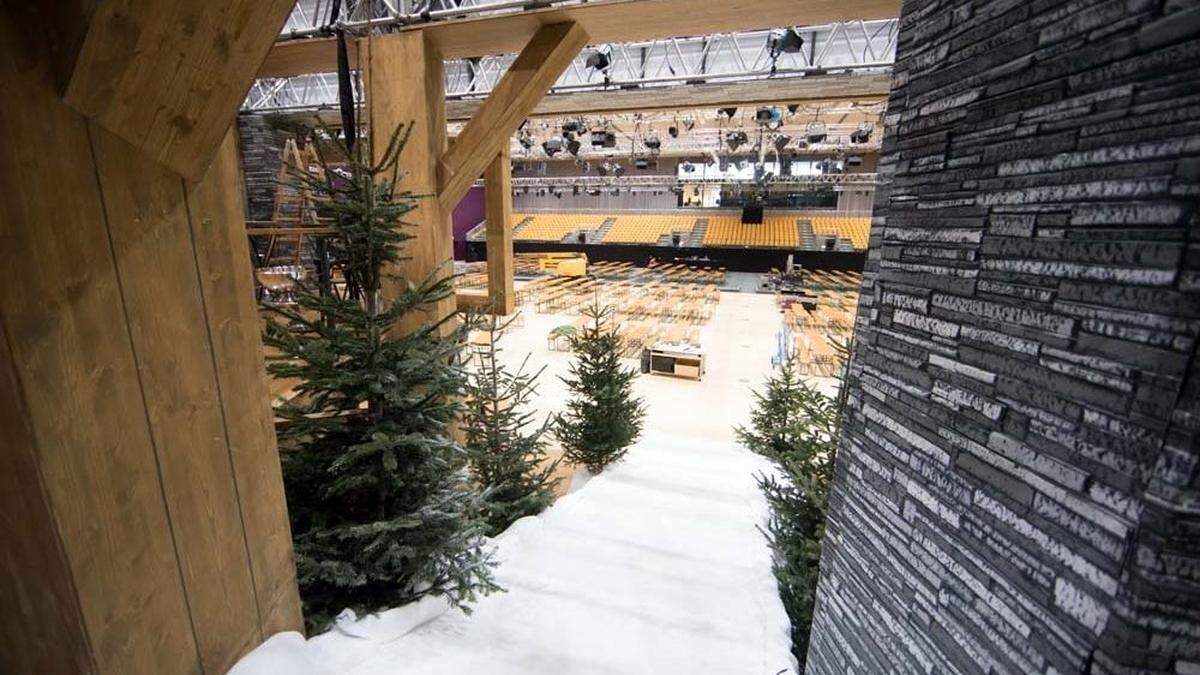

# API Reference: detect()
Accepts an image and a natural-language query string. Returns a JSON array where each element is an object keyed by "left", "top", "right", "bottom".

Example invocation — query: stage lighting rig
[{"left": 542, "top": 138, "right": 563, "bottom": 156}]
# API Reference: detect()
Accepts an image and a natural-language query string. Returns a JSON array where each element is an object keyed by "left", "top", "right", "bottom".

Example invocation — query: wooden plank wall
[{"left": 0, "top": 10, "right": 300, "bottom": 673}]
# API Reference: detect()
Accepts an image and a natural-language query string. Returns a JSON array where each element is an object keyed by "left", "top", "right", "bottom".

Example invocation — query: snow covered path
[{"left": 353, "top": 431, "right": 792, "bottom": 674}]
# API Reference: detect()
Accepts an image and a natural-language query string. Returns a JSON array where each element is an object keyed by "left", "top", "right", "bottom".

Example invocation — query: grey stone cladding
[{"left": 808, "top": 1, "right": 1200, "bottom": 673}]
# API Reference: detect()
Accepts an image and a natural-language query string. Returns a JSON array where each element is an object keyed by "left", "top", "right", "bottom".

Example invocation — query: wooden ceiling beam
[
  {"left": 437, "top": 22, "right": 589, "bottom": 211},
  {"left": 64, "top": 0, "right": 296, "bottom": 180},
  {"left": 259, "top": 0, "right": 900, "bottom": 77}
]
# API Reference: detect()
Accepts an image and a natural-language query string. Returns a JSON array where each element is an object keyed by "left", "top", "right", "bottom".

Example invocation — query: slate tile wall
[
  {"left": 808, "top": 1, "right": 1200, "bottom": 672},
  {"left": 236, "top": 113, "right": 286, "bottom": 224}
]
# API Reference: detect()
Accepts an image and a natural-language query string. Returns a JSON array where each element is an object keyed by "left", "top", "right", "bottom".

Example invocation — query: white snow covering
[{"left": 230, "top": 431, "right": 796, "bottom": 675}]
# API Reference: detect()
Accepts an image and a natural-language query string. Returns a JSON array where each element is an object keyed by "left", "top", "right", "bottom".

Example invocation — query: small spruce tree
[
  {"left": 462, "top": 314, "right": 561, "bottom": 536},
  {"left": 555, "top": 299, "right": 646, "bottom": 473},
  {"left": 263, "top": 126, "right": 498, "bottom": 632},
  {"left": 737, "top": 339, "right": 849, "bottom": 668}
]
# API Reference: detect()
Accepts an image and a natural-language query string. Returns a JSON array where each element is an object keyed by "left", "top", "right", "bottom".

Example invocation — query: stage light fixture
[
  {"left": 541, "top": 138, "right": 563, "bottom": 156},
  {"left": 806, "top": 123, "right": 828, "bottom": 144},
  {"left": 634, "top": 158, "right": 649, "bottom": 170},
  {"left": 591, "top": 130, "right": 617, "bottom": 148},
  {"left": 566, "top": 139, "right": 582, "bottom": 156},
  {"left": 847, "top": 155, "right": 864, "bottom": 166},
  {"left": 668, "top": 126, "right": 679, "bottom": 138},
  {"left": 787, "top": 104, "right": 800, "bottom": 115},
  {"left": 585, "top": 50, "right": 610, "bottom": 71},
  {"left": 680, "top": 162, "right": 695, "bottom": 173},
  {"left": 769, "top": 28, "right": 805, "bottom": 55},
  {"left": 726, "top": 130, "right": 748, "bottom": 151},
  {"left": 644, "top": 135, "right": 661, "bottom": 151},
  {"left": 773, "top": 135, "right": 792, "bottom": 153},
  {"left": 850, "top": 125, "right": 873, "bottom": 144}
]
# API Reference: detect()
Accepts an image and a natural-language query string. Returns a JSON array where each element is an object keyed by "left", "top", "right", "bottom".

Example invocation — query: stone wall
[
  {"left": 236, "top": 113, "right": 287, "bottom": 223},
  {"left": 809, "top": 1, "right": 1200, "bottom": 673}
]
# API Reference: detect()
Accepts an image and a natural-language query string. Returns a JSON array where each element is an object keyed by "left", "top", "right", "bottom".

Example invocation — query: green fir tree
[
  {"left": 462, "top": 314, "right": 561, "bottom": 536},
  {"left": 555, "top": 299, "right": 646, "bottom": 473},
  {"left": 737, "top": 339, "right": 850, "bottom": 668},
  {"left": 262, "top": 126, "right": 498, "bottom": 632}
]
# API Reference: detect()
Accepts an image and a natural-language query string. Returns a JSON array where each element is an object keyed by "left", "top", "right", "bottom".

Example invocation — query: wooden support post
[
  {"left": 365, "top": 31, "right": 457, "bottom": 329},
  {"left": 0, "top": 11, "right": 301, "bottom": 672},
  {"left": 438, "top": 21, "right": 588, "bottom": 211},
  {"left": 485, "top": 147, "right": 515, "bottom": 315}
]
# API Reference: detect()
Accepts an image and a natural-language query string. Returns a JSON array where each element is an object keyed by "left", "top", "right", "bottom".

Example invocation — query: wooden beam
[
  {"left": 64, "top": 0, "right": 296, "bottom": 181},
  {"left": 446, "top": 72, "right": 892, "bottom": 120},
  {"left": 484, "top": 147, "right": 515, "bottom": 315},
  {"left": 261, "top": 0, "right": 900, "bottom": 76},
  {"left": 366, "top": 31, "right": 458, "bottom": 329},
  {"left": 0, "top": 10, "right": 301, "bottom": 671},
  {"left": 456, "top": 289, "right": 493, "bottom": 311},
  {"left": 187, "top": 131, "right": 304, "bottom": 638},
  {"left": 258, "top": 37, "right": 359, "bottom": 79},
  {"left": 1, "top": 21, "right": 199, "bottom": 673},
  {"left": 438, "top": 22, "right": 589, "bottom": 212},
  {"left": 90, "top": 124, "right": 264, "bottom": 674}
]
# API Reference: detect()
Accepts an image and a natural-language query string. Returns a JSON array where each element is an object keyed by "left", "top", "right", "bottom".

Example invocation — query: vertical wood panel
[
  {"left": 485, "top": 148, "right": 515, "bottom": 315},
  {"left": 89, "top": 126, "right": 262, "bottom": 673},
  {"left": 188, "top": 129, "right": 304, "bottom": 637},
  {"left": 0, "top": 13, "right": 200, "bottom": 673},
  {"left": 366, "top": 32, "right": 457, "bottom": 329},
  {"left": 0, "top": 319, "right": 94, "bottom": 674}
]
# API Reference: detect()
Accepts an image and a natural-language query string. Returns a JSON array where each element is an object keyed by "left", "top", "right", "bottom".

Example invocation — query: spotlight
[
  {"left": 847, "top": 155, "right": 864, "bottom": 166},
  {"left": 850, "top": 125, "right": 873, "bottom": 144},
  {"left": 541, "top": 138, "right": 563, "bottom": 156},
  {"left": 769, "top": 28, "right": 805, "bottom": 55},
  {"left": 806, "top": 123, "right": 828, "bottom": 144},
  {"left": 726, "top": 130, "right": 748, "bottom": 151},
  {"left": 773, "top": 135, "right": 792, "bottom": 153},
  {"left": 591, "top": 130, "right": 616, "bottom": 148},
  {"left": 681, "top": 162, "right": 695, "bottom": 173},
  {"left": 585, "top": 50, "right": 610, "bottom": 71},
  {"left": 518, "top": 131, "right": 534, "bottom": 150},
  {"left": 562, "top": 120, "right": 582, "bottom": 134},
  {"left": 787, "top": 104, "right": 800, "bottom": 115},
  {"left": 572, "top": 185, "right": 580, "bottom": 195},
  {"left": 566, "top": 139, "right": 582, "bottom": 156},
  {"left": 756, "top": 107, "right": 777, "bottom": 124},
  {"left": 682, "top": 118, "right": 696, "bottom": 131},
  {"left": 612, "top": 163, "right": 625, "bottom": 177},
  {"left": 634, "top": 158, "right": 649, "bottom": 170},
  {"left": 668, "top": 126, "right": 679, "bottom": 138},
  {"left": 719, "top": 107, "right": 738, "bottom": 119},
  {"left": 644, "top": 135, "right": 661, "bottom": 151},
  {"left": 597, "top": 163, "right": 608, "bottom": 176}
]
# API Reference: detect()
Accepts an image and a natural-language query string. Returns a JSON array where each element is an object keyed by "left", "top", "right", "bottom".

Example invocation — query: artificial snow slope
[
  {"left": 357, "top": 431, "right": 792, "bottom": 675},
  {"left": 232, "top": 430, "right": 795, "bottom": 675}
]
